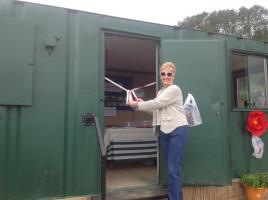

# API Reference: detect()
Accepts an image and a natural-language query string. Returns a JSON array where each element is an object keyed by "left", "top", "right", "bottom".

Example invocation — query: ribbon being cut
[
  {"left": 104, "top": 77, "right": 156, "bottom": 105},
  {"left": 246, "top": 111, "right": 268, "bottom": 159}
]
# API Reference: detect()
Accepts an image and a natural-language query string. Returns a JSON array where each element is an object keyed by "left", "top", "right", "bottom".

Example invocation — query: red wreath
[{"left": 247, "top": 111, "right": 268, "bottom": 137}]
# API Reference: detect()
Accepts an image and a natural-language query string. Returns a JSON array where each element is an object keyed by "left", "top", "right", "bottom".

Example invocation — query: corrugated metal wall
[{"left": 1, "top": 1, "right": 101, "bottom": 199}]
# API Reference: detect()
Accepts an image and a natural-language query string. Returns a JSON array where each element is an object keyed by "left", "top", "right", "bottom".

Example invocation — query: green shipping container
[{"left": 0, "top": 0, "right": 268, "bottom": 199}]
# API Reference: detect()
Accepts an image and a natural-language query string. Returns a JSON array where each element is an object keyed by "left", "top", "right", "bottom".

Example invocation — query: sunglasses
[{"left": 160, "top": 72, "right": 173, "bottom": 77}]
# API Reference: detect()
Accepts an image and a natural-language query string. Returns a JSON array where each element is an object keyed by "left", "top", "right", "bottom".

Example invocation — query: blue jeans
[{"left": 159, "top": 125, "right": 189, "bottom": 200}]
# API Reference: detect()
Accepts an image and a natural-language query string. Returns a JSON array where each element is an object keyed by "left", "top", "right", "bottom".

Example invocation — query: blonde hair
[{"left": 160, "top": 62, "right": 176, "bottom": 74}]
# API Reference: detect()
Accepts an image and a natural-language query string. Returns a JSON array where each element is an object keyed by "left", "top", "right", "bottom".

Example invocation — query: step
[{"left": 93, "top": 185, "right": 167, "bottom": 200}]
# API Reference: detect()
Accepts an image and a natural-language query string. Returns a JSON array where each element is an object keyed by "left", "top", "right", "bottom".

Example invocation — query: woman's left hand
[{"left": 128, "top": 100, "right": 138, "bottom": 108}]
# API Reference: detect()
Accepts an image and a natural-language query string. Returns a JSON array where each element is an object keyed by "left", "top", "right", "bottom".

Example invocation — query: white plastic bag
[{"left": 184, "top": 93, "right": 202, "bottom": 127}]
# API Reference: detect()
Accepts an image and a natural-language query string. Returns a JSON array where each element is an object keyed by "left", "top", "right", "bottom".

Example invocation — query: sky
[{"left": 20, "top": 0, "right": 268, "bottom": 26}]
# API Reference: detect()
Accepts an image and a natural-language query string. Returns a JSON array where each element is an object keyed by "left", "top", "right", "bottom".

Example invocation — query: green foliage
[
  {"left": 241, "top": 172, "right": 268, "bottom": 188},
  {"left": 179, "top": 5, "right": 268, "bottom": 41},
  {"left": 262, "top": 173, "right": 268, "bottom": 188}
]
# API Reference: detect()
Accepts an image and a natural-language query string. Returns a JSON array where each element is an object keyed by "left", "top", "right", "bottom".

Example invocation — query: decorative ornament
[
  {"left": 247, "top": 111, "right": 268, "bottom": 136},
  {"left": 246, "top": 111, "right": 268, "bottom": 159}
]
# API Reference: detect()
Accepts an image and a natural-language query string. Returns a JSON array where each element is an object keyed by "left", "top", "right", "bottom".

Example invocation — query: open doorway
[{"left": 103, "top": 33, "right": 158, "bottom": 191}]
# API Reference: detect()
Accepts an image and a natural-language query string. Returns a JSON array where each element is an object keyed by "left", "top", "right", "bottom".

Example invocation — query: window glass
[
  {"left": 248, "top": 56, "right": 267, "bottom": 108},
  {"left": 232, "top": 54, "right": 248, "bottom": 108},
  {"left": 232, "top": 52, "right": 268, "bottom": 109}
]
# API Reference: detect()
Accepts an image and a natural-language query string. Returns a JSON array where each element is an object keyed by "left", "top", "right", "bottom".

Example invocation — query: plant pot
[{"left": 244, "top": 186, "right": 268, "bottom": 200}]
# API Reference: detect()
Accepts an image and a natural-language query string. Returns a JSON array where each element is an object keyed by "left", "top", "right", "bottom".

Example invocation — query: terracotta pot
[{"left": 244, "top": 186, "right": 268, "bottom": 200}]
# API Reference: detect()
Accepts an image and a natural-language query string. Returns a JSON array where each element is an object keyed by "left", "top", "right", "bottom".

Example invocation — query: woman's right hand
[{"left": 128, "top": 100, "right": 138, "bottom": 108}]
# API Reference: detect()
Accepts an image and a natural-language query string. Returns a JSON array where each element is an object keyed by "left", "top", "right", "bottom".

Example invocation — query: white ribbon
[
  {"left": 251, "top": 136, "right": 264, "bottom": 159},
  {"left": 104, "top": 77, "right": 128, "bottom": 92},
  {"left": 132, "top": 82, "right": 156, "bottom": 91},
  {"left": 105, "top": 77, "right": 155, "bottom": 104}
]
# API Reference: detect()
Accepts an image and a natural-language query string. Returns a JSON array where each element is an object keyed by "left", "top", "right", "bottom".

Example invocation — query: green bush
[{"left": 241, "top": 172, "right": 268, "bottom": 188}]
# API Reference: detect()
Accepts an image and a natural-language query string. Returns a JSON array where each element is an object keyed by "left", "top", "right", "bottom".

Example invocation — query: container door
[{"left": 160, "top": 39, "right": 230, "bottom": 185}]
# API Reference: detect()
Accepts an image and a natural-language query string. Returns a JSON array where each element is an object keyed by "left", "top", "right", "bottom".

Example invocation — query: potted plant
[{"left": 241, "top": 172, "right": 268, "bottom": 199}]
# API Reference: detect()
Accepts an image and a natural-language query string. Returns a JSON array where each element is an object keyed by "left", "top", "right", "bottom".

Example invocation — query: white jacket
[{"left": 137, "top": 85, "right": 188, "bottom": 134}]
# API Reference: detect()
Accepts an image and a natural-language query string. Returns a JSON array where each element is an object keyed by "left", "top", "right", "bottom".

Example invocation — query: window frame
[{"left": 231, "top": 49, "right": 268, "bottom": 111}]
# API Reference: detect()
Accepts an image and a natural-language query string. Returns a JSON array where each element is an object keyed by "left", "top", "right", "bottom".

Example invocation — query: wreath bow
[{"left": 246, "top": 111, "right": 267, "bottom": 159}]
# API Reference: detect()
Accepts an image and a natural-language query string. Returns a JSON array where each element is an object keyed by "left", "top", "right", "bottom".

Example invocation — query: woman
[{"left": 128, "top": 62, "right": 189, "bottom": 200}]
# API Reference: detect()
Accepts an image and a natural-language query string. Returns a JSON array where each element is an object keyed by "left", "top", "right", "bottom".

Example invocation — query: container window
[{"left": 232, "top": 52, "right": 268, "bottom": 109}]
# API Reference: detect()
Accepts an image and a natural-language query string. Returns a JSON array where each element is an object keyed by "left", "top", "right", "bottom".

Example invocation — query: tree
[{"left": 178, "top": 5, "right": 268, "bottom": 41}]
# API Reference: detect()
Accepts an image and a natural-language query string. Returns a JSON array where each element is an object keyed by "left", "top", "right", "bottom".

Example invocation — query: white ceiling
[{"left": 105, "top": 35, "right": 157, "bottom": 73}]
